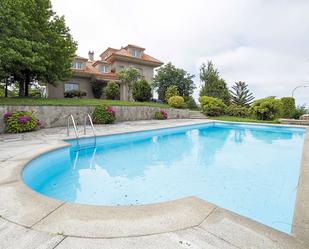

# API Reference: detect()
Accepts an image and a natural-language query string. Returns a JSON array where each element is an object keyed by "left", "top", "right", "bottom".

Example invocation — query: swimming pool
[{"left": 23, "top": 122, "right": 305, "bottom": 234}]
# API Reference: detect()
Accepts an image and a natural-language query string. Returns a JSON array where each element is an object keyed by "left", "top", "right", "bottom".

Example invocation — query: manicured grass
[
  {"left": 209, "top": 115, "right": 280, "bottom": 124},
  {"left": 0, "top": 97, "right": 170, "bottom": 108}
]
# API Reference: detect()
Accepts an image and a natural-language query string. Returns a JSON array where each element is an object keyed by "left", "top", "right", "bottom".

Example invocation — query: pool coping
[{"left": 0, "top": 119, "right": 309, "bottom": 248}]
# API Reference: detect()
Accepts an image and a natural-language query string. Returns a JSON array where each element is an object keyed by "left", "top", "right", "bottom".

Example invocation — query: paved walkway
[{"left": 0, "top": 119, "right": 308, "bottom": 249}]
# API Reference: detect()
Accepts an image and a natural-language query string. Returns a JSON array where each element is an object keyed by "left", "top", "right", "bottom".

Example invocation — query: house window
[
  {"left": 100, "top": 65, "right": 108, "bottom": 73},
  {"left": 132, "top": 50, "right": 141, "bottom": 58},
  {"left": 71, "top": 61, "right": 83, "bottom": 69},
  {"left": 119, "top": 65, "right": 125, "bottom": 72},
  {"left": 64, "top": 83, "right": 79, "bottom": 92}
]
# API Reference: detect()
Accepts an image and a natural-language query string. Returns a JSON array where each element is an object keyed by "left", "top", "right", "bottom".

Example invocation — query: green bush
[
  {"left": 154, "top": 110, "right": 168, "bottom": 120},
  {"left": 104, "top": 81, "right": 120, "bottom": 100},
  {"left": 165, "top": 85, "right": 179, "bottom": 102},
  {"left": 4, "top": 111, "right": 42, "bottom": 133},
  {"left": 91, "top": 80, "right": 106, "bottom": 99},
  {"left": 184, "top": 96, "right": 198, "bottom": 109},
  {"left": 92, "top": 105, "right": 116, "bottom": 124},
  {"left": 280, "top": 97, "right": 296, "bottom": 118},
  {"left": 291, "top": 105, "right": 308, "bottom": 119},
  {"left": 168, "top": 96, "right": 185, "bottom": 108},
  {"left": 199, "top": 96, "right": 227, "bottom": 116},
  {"left": 64, "top": 90, "right": 87, "bottom": 98},
  {"left": 132, "top": 79, "right": 152, "bottom": 102},
  {"left": 250, "top": 97, "right": 283, "bottom": 120},
  {"left": 226, "top": 104, "right": 249, "bottom": 117}
]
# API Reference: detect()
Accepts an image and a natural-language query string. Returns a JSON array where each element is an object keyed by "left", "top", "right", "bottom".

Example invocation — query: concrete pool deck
[{"left": 0, "top": 119, "right": 308, "bottom": 249}]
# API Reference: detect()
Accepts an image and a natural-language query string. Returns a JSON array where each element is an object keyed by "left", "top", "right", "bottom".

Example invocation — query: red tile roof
[
  {"left": 99, "top": 47, "right": 119, "bottom": 58},
  {"left": 99, "top": 45, "right": 163, "bottom": 65},
  {"left": 74, "top": 55, "right": 88, "bottom": 61},
  {"left": 124, "top": 44, "right": 145, "bottom": 50},
  {"left": 92, "top": 60, "right": 112, "bottom": 67},
  {"left": 72, "top": 44, "right": 163, "bottom": 80},
  {"left": 107, "top": 48, "right": 163, "bottom": 65},
  {"left": 72, "top": 61, "right": 118, "bottom": 80}
]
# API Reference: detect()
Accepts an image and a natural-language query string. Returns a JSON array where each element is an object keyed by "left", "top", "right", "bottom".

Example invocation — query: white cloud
[{"left": 51, "top": 0, "right": 309, "bottom": 105}]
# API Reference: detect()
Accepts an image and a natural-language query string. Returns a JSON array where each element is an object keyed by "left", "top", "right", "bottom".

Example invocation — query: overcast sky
[{"left": 51, "top": 0, "right": 309, "bottom": 105}]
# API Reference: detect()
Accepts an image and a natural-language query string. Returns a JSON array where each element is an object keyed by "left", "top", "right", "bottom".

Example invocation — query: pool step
[{"left": 189, "top": 111, "right": 208, "bottom": 119}]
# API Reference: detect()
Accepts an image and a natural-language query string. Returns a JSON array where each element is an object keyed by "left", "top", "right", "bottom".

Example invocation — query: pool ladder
[{"left": 67, "top": 113, "right": 96, "bottom": 150}]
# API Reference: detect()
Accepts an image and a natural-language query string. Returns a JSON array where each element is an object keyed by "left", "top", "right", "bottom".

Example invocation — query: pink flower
[
  {"left": 106, "top": 106, "right": 116, "bottom": 116},
  {"left": 160, "top": 109, "right": 168, "bottom": 119},
  {"left": 17, "top": 116, "right": 29, "bottom": 124},
  {"left": 3, "top": 112, "right": 12, "bottom": 120},
  {"left": 36, "top": 119, "right": 43, "bottom": 128}
]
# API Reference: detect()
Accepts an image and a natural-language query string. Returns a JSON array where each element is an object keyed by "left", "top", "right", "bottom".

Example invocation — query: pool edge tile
[
  {"left": 200, "top": 207, "right": 309, "bottom": 249},
  {"left": 292, "top": 128, "right": 309, "bottom": 244},
  {"left": 32, "top": 197, "right": 216, "bottom": 238},
  {"left": 0, "top": 181, "right": 64, "bottom": 228}
]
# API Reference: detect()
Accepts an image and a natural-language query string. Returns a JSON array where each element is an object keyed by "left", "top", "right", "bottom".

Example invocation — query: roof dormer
[
  {"left": 92, "top": 60, "right": 111, "bottom": 74},
  {"left": 72, "top": 55, "right": 87, "bottom": 70},
  {"left": 124, "top": 44, "right": 145, "bottom": 58},
  {"left": 100, "top": 47, "right": 118, "bottom": 60}
]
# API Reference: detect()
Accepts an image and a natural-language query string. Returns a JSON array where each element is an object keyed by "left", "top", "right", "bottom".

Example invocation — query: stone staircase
[{"left": 188, "top": 111, "right": 208, "bottom": 119}]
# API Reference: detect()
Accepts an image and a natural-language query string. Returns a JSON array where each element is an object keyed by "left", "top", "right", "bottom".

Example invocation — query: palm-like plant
[
  {"left": 229, "top": 81, "right": 254, "bottom": 106},
  {"left": 118, "top": 67, "right": 141, "bottom": 101}
]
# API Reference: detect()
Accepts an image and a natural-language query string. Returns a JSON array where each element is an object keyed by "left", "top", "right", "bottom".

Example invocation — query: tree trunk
[
  {"left": 25, "top": 74, "right": 30, "bottom": 97},
  {"left": 5, "top": 79, "right": 8, "bottom": 97},
  {"left": 19, "top": 80, "right": 25, "bottom": 97}
]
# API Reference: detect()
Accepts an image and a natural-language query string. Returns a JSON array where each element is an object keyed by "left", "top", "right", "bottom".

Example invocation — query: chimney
[{"left": 88, "top": 51, "right": 94, "bottom": 61}]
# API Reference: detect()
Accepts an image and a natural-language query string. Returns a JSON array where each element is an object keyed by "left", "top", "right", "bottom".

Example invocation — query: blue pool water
[{"left": 23, "top": 122, "right": 305, "bottom": 233}]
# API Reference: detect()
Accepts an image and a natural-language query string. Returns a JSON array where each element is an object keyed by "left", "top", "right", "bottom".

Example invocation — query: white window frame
[
  {"left": 72, "top": 61, "right": 83, "bottom": 69},
  {"left": 100, "top": 65, "right": 108, "bottom": 73},
  {"left": 132, "top": 50, "right": 141, "bottom": 58},
  {"left": 64, "top": 83, "right": 80, "bottom": 92}
]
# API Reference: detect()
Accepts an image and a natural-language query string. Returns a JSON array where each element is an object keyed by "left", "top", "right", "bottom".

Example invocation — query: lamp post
[{"left": 291, "top": 85, "right": 307, "bottom": 97}]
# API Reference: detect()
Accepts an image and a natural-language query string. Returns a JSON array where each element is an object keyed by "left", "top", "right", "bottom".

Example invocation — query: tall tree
[
  {"left": 229, "top": 81, "right": 255, "bottom": 106},
  {"left": 0, "top": 0, "right": 77, "bottom": 97},
  {"left": 199, "top": 61, "right": 230, "bottom": 104},
  {"left": 118, "top": 67, "right": 141, "bottom": 101},
  {"left": 153, "top": 63, "right": 195, "bottom": 102}
]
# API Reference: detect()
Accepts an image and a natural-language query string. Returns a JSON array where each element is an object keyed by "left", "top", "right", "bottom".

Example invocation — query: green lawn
[
  {"left": 0, "top": 97, "right": 170, "bottom": 108},
  {"left": 209, "top": 115, "right": 280, "bottom": 124}
]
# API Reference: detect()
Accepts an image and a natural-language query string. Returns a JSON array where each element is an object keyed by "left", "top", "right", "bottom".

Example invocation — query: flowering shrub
[
  {"left": 106, "top": 106, "right": 116, "bottom": 116},
  {"left": 4, "top": 111, "right": 42, "bottom": 133},
  {"left": 92, "top": 105, "right": 116, "bottom": 124},
  {"left": 3, "top": 112, "right": 12, "bottom": 120},
  {"left": 154, "top": 109, "right": 168, "bottom": 120}
]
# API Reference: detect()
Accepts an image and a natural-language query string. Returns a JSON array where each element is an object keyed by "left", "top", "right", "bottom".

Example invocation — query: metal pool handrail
[
  {"left": 84, "top": 113, "right": 96, "bottom": 147},
  {"left": 67, "top": 114, "right": 80, "bottom": 148}
]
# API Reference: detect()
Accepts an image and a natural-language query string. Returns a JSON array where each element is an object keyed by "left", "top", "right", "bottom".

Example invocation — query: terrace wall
[{"left": 0, "top": 105, "right": 190, "bottom": 133}]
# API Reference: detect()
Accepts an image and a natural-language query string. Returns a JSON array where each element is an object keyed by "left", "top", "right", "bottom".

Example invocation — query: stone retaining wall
[
  {"left": 279, "top": 118, "right": 309, "bottom": 126},
  {"left": 0, "top": 105, "right": 190, "bottom": 133},
  {"left": 300, "top": 114, "right": 309, "bottom": 120}
]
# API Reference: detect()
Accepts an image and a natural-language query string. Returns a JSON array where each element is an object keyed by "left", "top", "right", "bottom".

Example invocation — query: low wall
[
  {"left": 279, "top": 118, "right": 309, "bottom": 126},
  {"left": 0, "top": 105, "right": 190, "bottom": 133}
]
